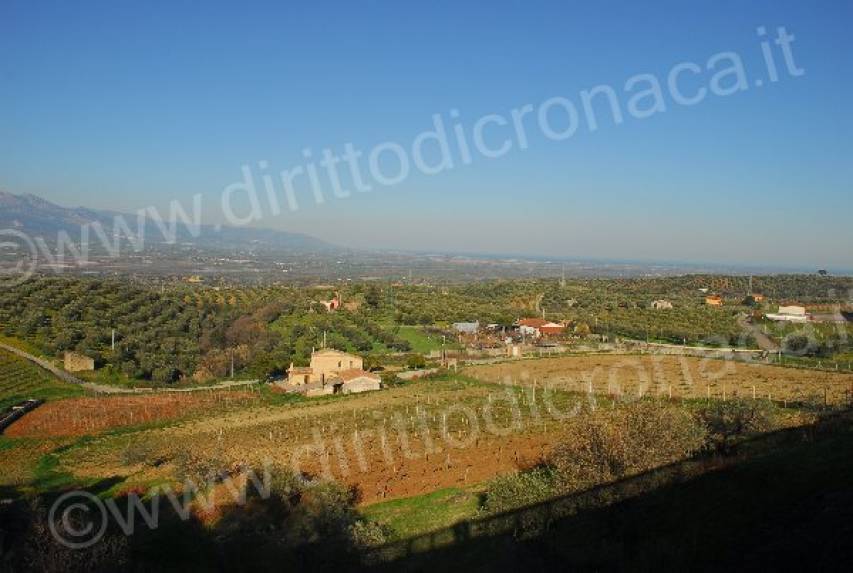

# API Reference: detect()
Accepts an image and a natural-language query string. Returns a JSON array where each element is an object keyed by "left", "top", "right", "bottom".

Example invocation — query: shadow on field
[
  {"left": 0, "top": 474, "right": 369, "bottom": 572},
  {"left": 366, "top": 410, "right": 853, "bottom": 572},
  {"left": 2, "top": 412, "right": 853, "bottom": 572}
]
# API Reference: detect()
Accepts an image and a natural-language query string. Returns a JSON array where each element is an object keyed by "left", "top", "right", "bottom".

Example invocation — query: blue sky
[{"left": 1, "top": 0, "right": 851, "bottom": 268}]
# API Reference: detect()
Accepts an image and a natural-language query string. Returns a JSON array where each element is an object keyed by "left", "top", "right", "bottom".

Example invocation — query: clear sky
[{"left": 1, "top": 0, "right": 851, "bottom": 269}]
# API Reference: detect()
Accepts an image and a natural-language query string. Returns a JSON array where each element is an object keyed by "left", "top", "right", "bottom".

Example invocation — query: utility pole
[
  {"left": 111, "top": 329, "right": 115, "bottom": 351},
  {"left": 230, "top": 350, "right": 234, "bottom": 379}
]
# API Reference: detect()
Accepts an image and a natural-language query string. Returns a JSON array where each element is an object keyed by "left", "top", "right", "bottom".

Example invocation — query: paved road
[{"left": 0, "top": 342, "right": 258, "bottom": 394}]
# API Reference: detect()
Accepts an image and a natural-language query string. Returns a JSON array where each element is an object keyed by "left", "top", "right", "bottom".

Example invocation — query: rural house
[
  {"left": 650, "top": 300, "right": 673, "bottom": 310},
  {"left": 705, "top": 295, "right": 723, "bottom": 306},
  {"left": 285, "top": 349, "right": 380, "bottom": 396},
  {"left": 516, "top": 318, "right": 565, "bottom": 337},
  {"left": 287, "top": 348, "right": 363, "bottom": 385}
]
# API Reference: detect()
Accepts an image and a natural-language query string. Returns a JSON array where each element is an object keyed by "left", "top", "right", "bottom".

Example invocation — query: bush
[
  {"left": 481, "top": 467, "right": 556, "bottom": 515},
  {"left": 172, "top": 450, "right": 229, "bottom": 485},
  {"left": 348, "top": 519, "right": 389, "bottom": 547},
  {"left": 405, "top": 353, "right": 427, "bottom": 369},
  {"left": 120, "top": 441, "right": 153, "bottom": 466},
  {"left": 549, "top": 401, "right": 706, "bottom": 493},
  {"left": 696, "top": 399, "right": 778, "bottom": 453}
]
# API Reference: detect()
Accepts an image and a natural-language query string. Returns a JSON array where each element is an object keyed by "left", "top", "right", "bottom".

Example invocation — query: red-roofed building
[{"left": 516, "top": 318, "right": 565, "bottom": 337}]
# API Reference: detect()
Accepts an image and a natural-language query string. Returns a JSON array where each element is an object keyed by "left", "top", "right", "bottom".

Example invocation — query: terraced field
[{"left": 0, "top": 348, "right": 83, "bottom": 411}]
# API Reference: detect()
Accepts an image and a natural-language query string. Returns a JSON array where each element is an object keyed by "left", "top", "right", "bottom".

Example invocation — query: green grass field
[
  {"left": 0, "top": 348, "right": 83, "bottom": 411},
  {"left": 394, "top": 326, "right": 459, "bottom": 354},
  {"left": 363, "top": 487, "right": 482, "bottom": 540}
]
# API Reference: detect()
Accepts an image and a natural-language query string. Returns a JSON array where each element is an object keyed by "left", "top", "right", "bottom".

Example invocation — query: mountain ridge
[{"left": 0, "top": 190, "right": 335, "bottom": 253}]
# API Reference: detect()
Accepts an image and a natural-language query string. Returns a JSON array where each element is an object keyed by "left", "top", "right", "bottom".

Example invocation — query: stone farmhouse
[
  {"left": 286, "top": 348, "right": 380, "bottom": 395},
  {"left": 64, "top": 352, "right": 94, "bottom": 372}
]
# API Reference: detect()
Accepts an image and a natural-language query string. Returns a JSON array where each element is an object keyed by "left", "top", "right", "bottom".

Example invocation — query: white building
[
  {"left": 765, "top": 305, "right": 809, "bottom": 323},
  {"left": 453, "top": 322, "right": 480, "bottom": 334}
]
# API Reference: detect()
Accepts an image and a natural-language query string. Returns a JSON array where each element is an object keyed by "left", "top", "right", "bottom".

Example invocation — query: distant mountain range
[
  {"left": 0, "top": 191, "right": 334, "bottom": 253},
  {"left": 3, "top": 191, "right": 840, "bottom": 279}
]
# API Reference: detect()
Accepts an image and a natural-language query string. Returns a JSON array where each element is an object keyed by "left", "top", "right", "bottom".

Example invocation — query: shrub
[
  {"left": 405, "top": 353, "right": 427, "bottom": 369},
  {"left": 120, "top": 441, "right": 153, "bottom": 466},
  {"left": 172, "top": 450, "right": 229, "bottom": 485},
  {"left": 549, "top": 401, "right": 706, "bottom": 493},
  {"left": 347, "top": 519, "right": 389, "bottom": 547},
  {"left": 696, "top": 399, "right": 778, "bottom": 453},
  {"left": 481, "top": 467, "right": 556, "bottom": 515}
]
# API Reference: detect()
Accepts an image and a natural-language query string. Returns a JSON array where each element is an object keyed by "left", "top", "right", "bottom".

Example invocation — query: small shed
[
  {"left": 337, "top": 369, "right": 381, "bottom": 394},
  {"left": 452, "top": 322, "right": 480, "bottom": 334},
  {"left": 64, "top": 352, "right": 94, "bottom": 372}
]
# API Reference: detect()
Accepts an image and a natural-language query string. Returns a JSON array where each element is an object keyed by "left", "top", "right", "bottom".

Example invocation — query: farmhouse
[
  {"left": 650, "top": 300, "right": 673, "bottom": 310},
  {"left": 516, "top": 318, "right": 565, "bottom": 337},
  {"left": 64, "top": 352, "right": 94, "bottom": 372},
  {"left": 287, "top": 348, "right": 363, "bottom": 385},
  {"left": 539, "top": 322, "right": 566, "bottom": 336},
  {"left": 705, "top": 295, "right": 723, "bottom": 306},
  {"left": 284, "top": 349, "right": 380, "bottom": 396}
]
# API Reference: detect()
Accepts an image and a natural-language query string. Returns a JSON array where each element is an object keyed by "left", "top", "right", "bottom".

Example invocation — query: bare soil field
[
  {"left": 465, "top": 354, "right": 853, "bottom": 405},
  {"left": 4, "top": 391, "right": 261, "bottom": 438},
  {"left": 27, "top": 360, "right": 837, "bottom": 507},
  {"left": 59, "top": 380, "right": 591, "bottom": 504}
]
